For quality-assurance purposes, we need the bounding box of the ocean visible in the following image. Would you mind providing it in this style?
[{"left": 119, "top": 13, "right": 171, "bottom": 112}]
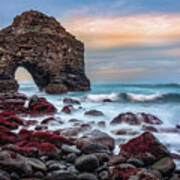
[{"left": 19, "top": 81, "right": 180, "bottom": 166}]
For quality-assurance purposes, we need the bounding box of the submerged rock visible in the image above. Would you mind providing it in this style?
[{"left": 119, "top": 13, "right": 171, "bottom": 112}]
[
  {"left": 0, "top": 10, "right": 90, "bottom": 94},
  {"left": 84, "top": 110, "right": 104, "bottom": 116},
  {"left": 111, "top": 112, "right": 163, "bottom": 125}
]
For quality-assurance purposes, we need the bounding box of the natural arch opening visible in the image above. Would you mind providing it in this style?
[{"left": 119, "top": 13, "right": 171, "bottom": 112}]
[
  {"left": 15, "top": 67, "right": 39, "bottom": 92},
  {"left": 15, "top": 67, "right": 33, "bottom": 82}
]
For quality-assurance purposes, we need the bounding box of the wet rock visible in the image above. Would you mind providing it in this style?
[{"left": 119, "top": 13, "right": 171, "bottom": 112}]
[
  {"left": 111, "top": 112, "right": 162, "bottom": 125},
  {"left": 61, "top": 105, "right": 74, "bottom": 114},
  {"left": 60, "top": 127, "right": 80, "bottom": 137},
  {"left": 151, "top": 156, "right": 176, "bottom": 175},
  {"left": 61, "top": 144, "right": 81, "bottom": 155},
  {"left": 48, "top": 162, "right": 67, "bottom": 171},
  {"left": 28, "top": 97, "right": 57, "bottom": 116},
  {"left": 170, "top": 173, "right": 180, "bottom": 180},
  {"left": 66, "top": 153, "right": 77, "bottom": 163},
  {"left": 26, "top": 120, "right": 38, "bottom": 126},
  {"left": 127, "top": 158, "right": 144, "bottom": 167},
  {"left": 111, "top": 112, "right": 140, "bottom": 125},
  {"left": 0, "top": 170, "right": 11, "bottom": 180},
  {"left": 78, "top": 129, "right": 115, "bottom": 150},
  {"left": 0, "top": 151, "right": 32, "bottom": 175},
  {"left": 35, "top": 125, "right": 48, "bottom": 131},
  {"left": 10, "top": 172, "right": 20, "bottom": 180},
  {"left": 111, "top": 129, "right": 138, "bottom": 136},
  {"left": 159, "top": 127, "right": 180, "bottom": 134},
  {"left": 63, "top": 98, "right": 80, "bottom": 105},
  {"left": 142, "top": 125, "right": 158, "bottom": 132},
  {"left": 78, "top": 173, "right": 98, "bottom": 180},
  {"left": 45, "top": 171, "right": 79, "bottom": 180},
  {"left": 81, "top": 143, "right": 110, "bottom": 154},
  {"left": 38, "top": 142, "right": 60, "bottom": 157},
  {"left": 34, "top": 171, "right": 44, "bottom": 178},
  {"left": 75, "top": 154, "right": 99, "bottom": 172},
  {"left": 94, "top": 153, "right": 110, "bottom": 165},
  {"left": 110, "top": 164, "right": 160, "bottom": 180},
  {"left": 98, "top": 170, "right": 109, "bottom": 180},
  {"left": 137, "top": 112, "right": 163, "bottom": 125},
  {"left": 108, "top": 155, "right": 126, "bottom": 166},
  {"left": 41, "top": 117, "right": 56, "bottom": 125},
  {"left": 0, "top": 10, "right": 90, "bottom": 94},
  {"left": 119, "top": 132, "right": 170, "bottom": 165},
  {"left": 0, "top": 93, "right": 26, "bottom": 113},
  {"left": 26, "top": 158, "right": 47, "bottom": 172},
  {"left": 84, "top": 110, "right": 104, "bottom": 116}
]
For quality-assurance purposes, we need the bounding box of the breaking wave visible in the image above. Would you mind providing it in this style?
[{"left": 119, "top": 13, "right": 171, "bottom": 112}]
[{"left": 86, "top": 92, "right": 180, "bottom": 103}]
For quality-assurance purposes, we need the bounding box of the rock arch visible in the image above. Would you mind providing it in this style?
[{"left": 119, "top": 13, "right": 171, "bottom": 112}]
[{"left": 0, "top": 10, "right": 90, "bottom": 94}]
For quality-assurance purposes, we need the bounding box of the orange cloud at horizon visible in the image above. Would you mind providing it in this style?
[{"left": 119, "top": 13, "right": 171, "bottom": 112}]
[{"left": 62, "top": 14, "right": 180, "bottom": 49}]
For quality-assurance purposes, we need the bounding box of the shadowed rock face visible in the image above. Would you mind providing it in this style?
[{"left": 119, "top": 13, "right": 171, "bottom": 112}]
[{"left": 0, "top": 10, "right": 90, "bottom": 94}]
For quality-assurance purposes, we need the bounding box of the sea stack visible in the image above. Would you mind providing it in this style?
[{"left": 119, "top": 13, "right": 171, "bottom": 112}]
[{"left": 0, "top": 10, "right": 90, "bottom": 94}]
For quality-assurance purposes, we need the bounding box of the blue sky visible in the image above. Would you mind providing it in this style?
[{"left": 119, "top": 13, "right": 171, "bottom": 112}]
[{"left": 1, "top": 0, "right": 180, "bottom": 83}]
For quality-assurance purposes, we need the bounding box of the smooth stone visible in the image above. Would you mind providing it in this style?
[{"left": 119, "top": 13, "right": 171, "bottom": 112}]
[
  {"left": 94, "top": 153, "right": 110, "bottom": 165},
  {"left": 84, "top": 110, "right": 104, "bottom": 116},
  {"left": 45, "top": 171, "right": 79, "bottom": 180},
  {"left": 78, "top": 129, "right": 115, "bottom": 150},
  {"left": 170, "top": 173, "right": 180, "bottom": 180},
  {"left": 127, "top": 158, "right": 144, "bottom": 167},
  {"left": 48, "top": 163, "right": 67, "bottom": 171},
  {"left": 26, "top": 158, "right": 47, "bottom": 172},
  {"left": 0, "top": 170, "right": 11, "bottom": 180},
  {"left": 78, "top": 173, "right": 98, "bottom": 180},
  {"left": 10, "top": 172, "right": 20, "bottom": 180},
  {"left": 75, "top": 154, "right": 99, "bottom": 172},
  {"left": 61, "top": 144, "right": 81, "bottom": 155},
  {"left": 98, "top": 170, "right": 109, "bottom": 180},
  {"left": 82, "top": 143, "right": 110, "bottom": 154},
  {"left": 151, "top": 156, "right": 176, "bottom": 175},
  {"left": 66, "top": 153, "right": 77, "bottom": 163},
  {"left": 0, "top": 151, "right": 32, "bottom": 175},
  {"left": 34, "top": 171, "right": 44, "bottom": 178}
]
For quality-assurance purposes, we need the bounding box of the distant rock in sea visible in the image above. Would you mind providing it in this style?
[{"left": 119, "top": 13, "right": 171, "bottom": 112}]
[{"left": 0, "top": 10, "right": 90, "bottom": 94}]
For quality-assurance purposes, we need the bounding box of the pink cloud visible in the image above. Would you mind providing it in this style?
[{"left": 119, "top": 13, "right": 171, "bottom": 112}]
[{"left": 62, "top": 14, "right": 180, "bottom": 49}]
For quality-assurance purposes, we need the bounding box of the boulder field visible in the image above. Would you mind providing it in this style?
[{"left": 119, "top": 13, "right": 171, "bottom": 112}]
[{"left": 0, "top": 92, "right": 178, "bottom": 180}]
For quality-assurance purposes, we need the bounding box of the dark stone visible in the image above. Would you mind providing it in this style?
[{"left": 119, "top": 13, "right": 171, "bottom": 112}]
[
  {"left": 81, "top": 143, "right": 110, "bottom": 154},
  {"left": 111, "top": 112, "right": 162, "bottom": 125},
  {"left": 0, "top": 170, "right": 11, "bottom": 180},
  {"left": 63, "top": 98, "right": 80, "bottom": 105},
  {"left": 84, "top": 110, "right": 104, "bottom": 116},
  {"left": 77, "top": 129, "right": 115, "bottom": 151},
  {"left": 66, "top": 153, "right": 77, "bottom": 163},
  {"left": 0, "top": 10, "right": 90, "bottom": 94},
  {"left": 45, "top": 171, "right": 79, "bottom": 180},
  {"left": 0, "top": 151, "right": 32, "bottom": 175},
  {"left": 61, "top": 144, "right": 81, "bottom": 155},
  {"left": 78, "top": 173, "right": 98, "bottom": 180},
  {"left": 151, "top": 157, "right": 176, "bottom": 176},
  {"left": 98, "top": 170, "right": 109, "bottom": 180},
  {"left": 75, "top": 154, "right": 99, "bottom": 172}
]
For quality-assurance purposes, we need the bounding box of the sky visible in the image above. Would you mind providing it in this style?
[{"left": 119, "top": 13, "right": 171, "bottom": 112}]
[{"left": 1, "top": 0, "right": 180, "bottom": 83}]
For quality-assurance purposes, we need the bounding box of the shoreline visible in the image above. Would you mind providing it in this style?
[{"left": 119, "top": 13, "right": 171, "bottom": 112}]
[{"left": 0, "top": 92, "right": 179, "bottom": 180}]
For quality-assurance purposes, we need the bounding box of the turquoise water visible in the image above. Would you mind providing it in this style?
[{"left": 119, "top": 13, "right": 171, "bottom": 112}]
[{"left": 19, "top": 82, "right": 180, "bottom": 125}]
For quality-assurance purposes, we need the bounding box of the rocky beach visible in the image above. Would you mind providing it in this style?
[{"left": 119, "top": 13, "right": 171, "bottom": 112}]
[
  {"left": 0, "top": 91, "right": 179, "bottom": 180},
  {"left": 0, "top": 10, "right": 179, "bottom": 180}
]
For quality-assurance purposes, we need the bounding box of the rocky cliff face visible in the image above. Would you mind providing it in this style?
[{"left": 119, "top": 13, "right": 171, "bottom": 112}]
[{"left": 0, "top": 10, "right": 90, "bottom": 94}]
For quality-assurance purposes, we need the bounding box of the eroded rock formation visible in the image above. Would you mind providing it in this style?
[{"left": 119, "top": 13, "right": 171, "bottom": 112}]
[{"left": 0, "top": 10, "right": 90, "bottom": 93}]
